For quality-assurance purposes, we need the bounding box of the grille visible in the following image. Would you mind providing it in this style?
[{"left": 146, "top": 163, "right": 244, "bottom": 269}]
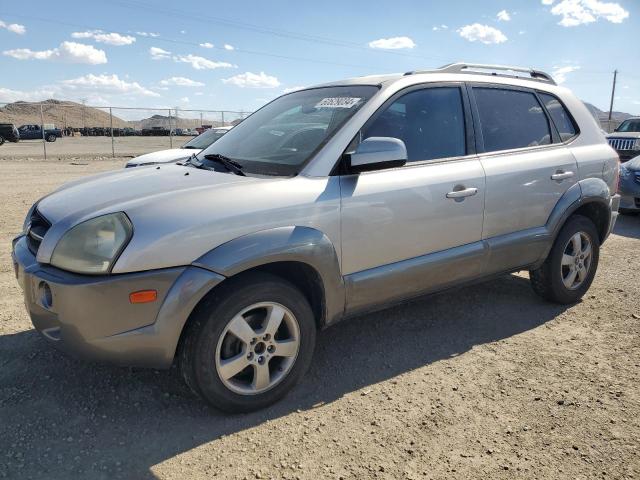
[
  {"left": 635, "top": 172, "right": 640, "bottom": 185},
  {"left": 26, "top": 209, "right": 51, "bottom": 255},
  {"left": 608, "top": 137, "right": 636, "bottom": 151}
]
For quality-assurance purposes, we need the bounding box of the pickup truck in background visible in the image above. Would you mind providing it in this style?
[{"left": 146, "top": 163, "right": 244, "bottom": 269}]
[{"left": 17, "top": 124, "right": 62, "bottom": 142}]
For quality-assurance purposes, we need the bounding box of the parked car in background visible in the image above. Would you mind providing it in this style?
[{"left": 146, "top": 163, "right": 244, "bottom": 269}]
[
  {"left": 125, "top": 126, "right": 233, "bottom": 167},
  {"left": 618, "top": 155, "right": 640, "bottom": 214},
  {"left": 606, "top": 117, "right": 640, "bottom": 162},
  {"left": 12, "top": 63, "right": 620, "bottom": 412},
  {"left": 0, "top": 123, "right": 19, "bottom": 145},
  {"left": 18, "top": 124, "right": 62, "bottom": 142}
]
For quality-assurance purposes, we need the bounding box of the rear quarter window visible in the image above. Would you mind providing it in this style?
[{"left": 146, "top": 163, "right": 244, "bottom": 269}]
[{"left": 538, "top": 92, "right": 578, "bottom": 141}]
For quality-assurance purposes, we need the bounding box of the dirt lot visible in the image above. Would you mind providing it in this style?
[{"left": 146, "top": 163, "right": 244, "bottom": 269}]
[
  {"left": 0, "top": 159, "right": 639, "bottom": 480},
  {"left": 0, "top": 136, "right": 192, "bottom": 159}
]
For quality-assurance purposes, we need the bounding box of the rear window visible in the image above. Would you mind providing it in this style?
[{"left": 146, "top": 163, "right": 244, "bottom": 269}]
[
  {"left": 538, "top": 93, "right": 578, "bottom": 141},
  {"left": 474, "top": 88, "right": 551, "bottom": 152}
]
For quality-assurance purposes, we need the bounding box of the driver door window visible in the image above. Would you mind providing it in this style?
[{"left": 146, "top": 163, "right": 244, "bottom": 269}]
[{"left": 363, "top": 87, "right": 467, "bottom": 162}]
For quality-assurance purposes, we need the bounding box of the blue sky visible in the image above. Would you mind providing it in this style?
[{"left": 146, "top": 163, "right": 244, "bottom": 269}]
[{"left": 0, "top": 0, "right": 638, "bottom": 118}]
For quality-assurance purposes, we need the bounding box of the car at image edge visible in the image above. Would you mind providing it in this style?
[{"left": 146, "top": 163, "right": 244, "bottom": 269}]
[
  {"left": 12, "top": 63, "right": 620, "bottom": 412},
  {"left": 125, "top": 126, "right": 233, "bottom": 167},
  {"left": 0, "top": 123, "right": 20, "bottom": 145},
  {"left": 606, "top": 117, "right": 640, "bottom": 163}
]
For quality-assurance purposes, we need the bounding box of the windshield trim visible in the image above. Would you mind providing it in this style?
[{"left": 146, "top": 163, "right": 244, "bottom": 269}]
[{"left": 196, "top": 85, "right": 381, "bottom": 177}]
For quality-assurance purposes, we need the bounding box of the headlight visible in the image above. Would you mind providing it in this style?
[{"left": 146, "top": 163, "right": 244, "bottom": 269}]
[
  {"left": 50, "top": 212, "right": 133, "bottom": 274},
  {"left": 22, "top": 203, "right": 37, "bottom": 234},
  {"left": 634, "top": 139, "right": 640, "bottom": 151}
]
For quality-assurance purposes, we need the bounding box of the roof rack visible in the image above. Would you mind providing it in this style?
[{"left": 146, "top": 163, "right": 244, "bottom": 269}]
[{"left": 405, "top": 62, "right": 557, "bottom": 85}]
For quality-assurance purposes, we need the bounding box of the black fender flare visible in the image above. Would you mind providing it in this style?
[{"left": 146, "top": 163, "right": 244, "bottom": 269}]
[
  {"left": 193, "top": 226, "right": 345, "bottom": 327},
  {"left": 537, "top": 178, "right": 612, "bottom": 265}
]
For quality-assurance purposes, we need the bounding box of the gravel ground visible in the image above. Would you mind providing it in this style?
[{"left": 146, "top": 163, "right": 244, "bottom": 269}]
[
  {"left": 0, "top": 136, "right": 192, "bottom": 159},
  {"left": 0, "top": 159, "right": 639, "bottom": 480}
]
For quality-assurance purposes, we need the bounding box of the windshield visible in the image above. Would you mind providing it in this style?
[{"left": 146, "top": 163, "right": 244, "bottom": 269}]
[
  {"left": 617, "top": 120, "right": 640, "bottom": 133},
  {"left": 198, "top": 86, "right": 378, "bottom": 175},
  {"left": 183, "top": 128, "right": 229, "bottom": 149}
]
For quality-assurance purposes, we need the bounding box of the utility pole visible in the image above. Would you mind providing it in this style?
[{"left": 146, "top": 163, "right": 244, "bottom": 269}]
[
  {"left": 80, "top": 98, "right": 87, "bottom": 132},
  {"left": 607, "top": 70, "right": 618, "bottom": 131}
]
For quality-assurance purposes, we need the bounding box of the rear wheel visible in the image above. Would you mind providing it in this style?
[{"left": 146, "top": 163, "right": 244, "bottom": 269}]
[
  {"left": 0, "top": 135, "right": 4, "bottom": 145},
  {"left": 46, "top": 134, "right": 57, "bottom": 142},
  {"left": 179, "top": 272, "right": 316, "bottom": 412},
  {"left": 530, "top": 215, "right": 600, "bottom": 304}
]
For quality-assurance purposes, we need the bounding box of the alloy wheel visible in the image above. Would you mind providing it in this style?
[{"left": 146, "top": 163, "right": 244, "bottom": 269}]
[
  {"left": 561, "top": 231, "right": 593, "bottom": 290},
  {"left": 214, "top": 302, "right": 300, "bottom": 395}
]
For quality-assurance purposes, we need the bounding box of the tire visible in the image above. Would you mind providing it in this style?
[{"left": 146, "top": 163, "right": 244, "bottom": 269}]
[
  {"left": 0, "top": 135, "right": 4, "bottom": 146},
  {"left": 530, "top": 214, "right": 600, "bottom": 304},
  {"left": 46, "top": 134, "right": 57, "bottom": 142},
  {"left": 179, "top": 272, "right": 316, "bottom": 412}
]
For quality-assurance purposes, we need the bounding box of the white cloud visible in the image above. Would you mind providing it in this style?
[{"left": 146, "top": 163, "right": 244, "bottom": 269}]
[
  {"left": 199, "top": 42, "right": 213, "bottom": 48},
  {"left": 0, "top": 86, "right": 57, "bottom": 102},
  {"left": 497, "top": 10, "right": 511, "bottom": 21},
  {"left": 159, "top": 76, "right": 205, "bottom": 87},
  {"left": 543, "top": 0, "right": 629, "bottom": 26},
  {"left": 179, "top": 96, "right": 190, "bottom": 103},
  {"left": 174, "top": 53, "right": 235, "bottom": 70},
  {"left": 457, "top": 24, "right": 507, "bottom": 44},
  {"left": 224, "top": 44, "right": 235, "bottom": 51},
  {"left": 283, "top": 85, "right": 306, "bottom": 93},
  {"left": 223, "top": 71, "right": 280, "bottom": 88},
  {"left": 61, "top": 73, "right": 160, "bottom": 97},
  {"left": 72, "top": 30, "right": 136, "bottom": 45},
  {"left": 136, "top": 31, "right": 159, "bottom": 37},
  {"left": 551, "top": 65, "right": 580, "bottom": 84},
  {"left": 368, "top": 36, "right": 416, "bottom": 50},
  {"left": 150, "top": 46, "right": 171, "bottom": 60},
  {"left": 3, "top": 41, "right": 107, "bottom": 64},
  {"left": 433, "top": 24, "right": 449, "bottom": 31},
  {"left": 0, "top": 19, "right": 26, "bottom": 34}
]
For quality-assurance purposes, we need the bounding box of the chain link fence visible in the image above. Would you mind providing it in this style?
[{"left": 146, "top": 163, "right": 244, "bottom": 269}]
[{"left": 0, "top": 101, "right": 252, "bottom": 159}]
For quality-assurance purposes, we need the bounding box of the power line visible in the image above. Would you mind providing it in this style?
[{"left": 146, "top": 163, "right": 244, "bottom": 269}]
[
  {"left": 1, "top": 13, "right": 418, "bottom": 71},
  {"left": 105, "top": 0, "right": 445, "bottom": 62}
]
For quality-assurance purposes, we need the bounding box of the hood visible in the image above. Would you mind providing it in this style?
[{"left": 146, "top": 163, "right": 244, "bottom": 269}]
[
  {"left": 126, "top": 148, "right": 199, "bottom": 166},
  {"left": 607, "top": 132, "right": 640, "bottom": 139},
  {"left": 33, "top": 165, "right": 335, "bottom": 275},
  {"left": 621, "top": 155, "right": 640, "bottom": 171}
]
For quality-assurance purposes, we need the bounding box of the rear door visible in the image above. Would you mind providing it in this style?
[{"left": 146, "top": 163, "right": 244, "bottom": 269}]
[{"left": 469, "top": 84, "right": 579, "bottom": 271}]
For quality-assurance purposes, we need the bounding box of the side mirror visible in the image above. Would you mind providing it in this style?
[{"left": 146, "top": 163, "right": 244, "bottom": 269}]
[{"left": 347, "top": 137, "right": 407, "bottom": 173}]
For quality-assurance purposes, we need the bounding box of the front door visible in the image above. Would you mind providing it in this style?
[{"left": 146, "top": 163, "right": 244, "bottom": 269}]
[{"left": 339, "top": 85, "right": 486, "bottom": 312}]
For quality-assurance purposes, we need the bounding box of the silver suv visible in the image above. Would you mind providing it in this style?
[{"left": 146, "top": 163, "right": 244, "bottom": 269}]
[{"left": 12, "top": 63, "right": 620, "bottom": 412}]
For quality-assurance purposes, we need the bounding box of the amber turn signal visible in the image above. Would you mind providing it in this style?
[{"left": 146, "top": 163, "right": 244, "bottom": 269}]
[{"left": 129, "top": 290, "right": 157, "bottom": 304}]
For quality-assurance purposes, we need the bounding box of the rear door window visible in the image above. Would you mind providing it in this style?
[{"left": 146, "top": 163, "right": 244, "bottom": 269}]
[
  {"left": 538, "top": 93, "right": 578, "bottom": 141},
  {"left": 473, "top": 87, "right": 551, "bottom": 152}
]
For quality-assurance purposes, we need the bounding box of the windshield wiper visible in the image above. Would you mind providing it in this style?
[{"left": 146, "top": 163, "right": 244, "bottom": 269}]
[
  {"left": 182, "top": 145, "right": 200, "bottom": 149},
  {"left": 204, "top": 153, "right": 245, "bottom": 176}
]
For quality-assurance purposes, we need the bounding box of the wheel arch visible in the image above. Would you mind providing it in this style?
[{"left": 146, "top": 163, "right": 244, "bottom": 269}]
[
  {"left": 192, "top": 226, "right": 345, "bottom": 330},
  {"left": 545, "top": 178, "right": 612, "bottom": 251}
]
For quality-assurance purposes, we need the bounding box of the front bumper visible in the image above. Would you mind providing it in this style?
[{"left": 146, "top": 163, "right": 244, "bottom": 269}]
[
  {"left": 615, "top": 150, "right": 639, "bottom": 163},
  {"left": 12, "top": 235, "right": 224, "bottom": 368}
]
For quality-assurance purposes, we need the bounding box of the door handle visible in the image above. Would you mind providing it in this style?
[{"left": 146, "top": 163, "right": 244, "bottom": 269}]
[
  {"left": 446, "top": 187, "right": 478, "bottom": 199},
  {"left": 551, "top": 171, "right": 574, "bottom": 181}
]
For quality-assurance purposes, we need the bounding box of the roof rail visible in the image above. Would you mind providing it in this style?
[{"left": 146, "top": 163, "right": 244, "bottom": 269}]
[{"left": 407, "top": 63, "right": 557, "bottom": 85}]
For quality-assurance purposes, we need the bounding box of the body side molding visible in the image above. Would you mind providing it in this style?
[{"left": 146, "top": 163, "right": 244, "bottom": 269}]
[{"left": 193, "top": 226, "right": 345, "bottom": 327}]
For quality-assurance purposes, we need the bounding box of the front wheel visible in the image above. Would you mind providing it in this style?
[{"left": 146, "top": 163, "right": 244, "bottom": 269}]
[
  {"left": 0, "top": 135, "right": 4, "bottom": 145},
  {"left": 530, "top": 215, "right": 600, "bottom": 304},
  {"left": 179, "top": 272, "right": 316, "bottom": 412}
]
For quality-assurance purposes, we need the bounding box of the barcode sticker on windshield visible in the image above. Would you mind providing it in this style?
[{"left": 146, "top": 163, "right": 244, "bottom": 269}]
[{"left": 315, "top": 97, "right": 362, "bottom": 109}]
